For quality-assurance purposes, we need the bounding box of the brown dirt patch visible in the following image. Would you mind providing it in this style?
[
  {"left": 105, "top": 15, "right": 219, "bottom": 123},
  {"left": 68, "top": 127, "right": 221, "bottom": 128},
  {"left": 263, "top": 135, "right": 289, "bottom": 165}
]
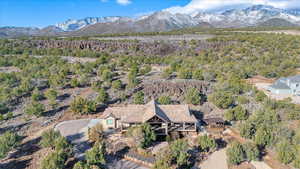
[
  {"left": 245, "top": 75, "right": 275, "bottom": 85},
  {"left": 230, "top": 162, "right": 255, "bottom": 169}
]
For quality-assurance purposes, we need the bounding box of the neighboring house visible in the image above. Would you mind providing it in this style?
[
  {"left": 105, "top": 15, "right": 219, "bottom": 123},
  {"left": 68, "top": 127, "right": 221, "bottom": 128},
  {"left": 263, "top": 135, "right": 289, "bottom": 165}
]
[
  {"left": 100, "top": 100, "right": 198, "bottom": 135},
  {"left": 268, "top": 75, "right": 300, "bottom": 95}
]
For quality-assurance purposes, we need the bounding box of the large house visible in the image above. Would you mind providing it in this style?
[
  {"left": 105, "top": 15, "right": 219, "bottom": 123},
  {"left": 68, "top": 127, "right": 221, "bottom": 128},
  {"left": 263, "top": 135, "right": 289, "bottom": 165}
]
[
  {"left": 267, "top": 75, "right": 300, "bottom": 95},
  {"left": 100, "top": 100, "right": 198, "bottom": 135}
]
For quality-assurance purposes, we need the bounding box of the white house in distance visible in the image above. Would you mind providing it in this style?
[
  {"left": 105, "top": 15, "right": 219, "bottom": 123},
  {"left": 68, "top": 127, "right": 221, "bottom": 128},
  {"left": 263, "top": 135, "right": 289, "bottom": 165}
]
[{"left": 267, "top": 75, "right": 300, "bottom": 95}]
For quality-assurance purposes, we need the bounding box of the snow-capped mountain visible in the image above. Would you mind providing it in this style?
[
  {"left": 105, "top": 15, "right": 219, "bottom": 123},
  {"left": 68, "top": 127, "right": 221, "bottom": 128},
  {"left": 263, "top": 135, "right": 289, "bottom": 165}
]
[
  {"left": 193, "top": 5, "right": 300, "bottom": 27},
  {"left": 52, "top": 5, "right": 300, "bottom": 31},
  {"left": 62, "top": 5, "right": 300, "bottom": 31},
  {"left": 55, "top": 16, "right": 132, "bottom": 31},
  {"left": 1, "top": 5, "right": 300, "bottom": 38}
]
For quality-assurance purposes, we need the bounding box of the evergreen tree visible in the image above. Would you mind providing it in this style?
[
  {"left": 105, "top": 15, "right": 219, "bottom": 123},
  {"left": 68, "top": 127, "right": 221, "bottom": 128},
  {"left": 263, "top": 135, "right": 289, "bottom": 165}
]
[{"left": 185, "top": 88, "right": 201, "bottom": 105}]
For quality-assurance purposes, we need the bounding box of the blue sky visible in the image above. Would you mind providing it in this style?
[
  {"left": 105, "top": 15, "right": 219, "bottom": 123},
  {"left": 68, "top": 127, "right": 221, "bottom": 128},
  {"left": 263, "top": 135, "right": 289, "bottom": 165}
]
[
  {"left": 1, "top": 0, "right": 299, "bottom": 28},
  {"left": 0, "top": 0, "right": 190, "bottom": 28}
]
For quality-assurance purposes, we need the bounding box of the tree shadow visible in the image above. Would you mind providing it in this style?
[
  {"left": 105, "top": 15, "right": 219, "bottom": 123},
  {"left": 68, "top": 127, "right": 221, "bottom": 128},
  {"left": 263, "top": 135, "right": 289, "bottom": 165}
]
[
  {"left": 95, "top": 104, "right": 108, "bottom": 113},
  {"left": 42, "top": 105, "right": 69, "bottom": 117},
  {"left": 0, "top": 159, "right": 31, "bottom": 169},
  {"left": 57, "top": 93, "right": 70, "bottom": 101},
  {"left": 191, "top": 110, "right": 204, "bottom": 121},
  {"left": 0, "top": 122, "right": 30, "bottom": 135},
  {"left": 216, "top": 138, "right": 227, "bottom": 149},
  {"left": 66, "top": 133, "right": 85, "bottom": 142},
  {"left": 8, "top": 137, "right": 41, "bottom": 159}
]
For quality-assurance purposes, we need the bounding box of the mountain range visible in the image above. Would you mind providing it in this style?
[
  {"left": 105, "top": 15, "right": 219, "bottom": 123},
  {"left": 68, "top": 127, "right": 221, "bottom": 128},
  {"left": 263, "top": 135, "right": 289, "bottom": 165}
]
[{"left": 1, "top": 5, "right": 300, "bottom": 38}]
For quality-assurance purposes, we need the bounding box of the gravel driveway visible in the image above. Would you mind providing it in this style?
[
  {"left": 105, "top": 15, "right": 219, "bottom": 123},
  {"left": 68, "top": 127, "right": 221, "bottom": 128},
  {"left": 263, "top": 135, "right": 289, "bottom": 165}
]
[
  {"left": 199, "top": 149, "right": 228, "bottom": 169},
  {"left": 55, "top": 119, "right": 92, "bottom": 158},
  {"left": 251, "top": 161, "right": 272, "bottom": 169}
]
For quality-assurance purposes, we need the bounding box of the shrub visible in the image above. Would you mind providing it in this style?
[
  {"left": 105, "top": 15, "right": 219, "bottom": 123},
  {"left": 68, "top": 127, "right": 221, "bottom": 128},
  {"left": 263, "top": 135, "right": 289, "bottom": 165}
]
[
  {"left": 225, "top": 106, "right": 248, "bottom": 121},
  {"left": 226, "top": 141, "right": 245, "bottom": 165},
  {"left": 45, "top": 88, "right": 58, "bottom": 101},
  {"left": 198, "top": 135, "right": 217, "bottom": 152},
  {"left": 293, "top": 128, "right": 300, "bottom": 145},
  {"left": 54, "top": 136, "right": 73, "bottom": 156},
  {"left": 239, "top": 122, "right": 256, "bottom": 139},
  {"left": 0, "top": 131, "right": 20, "bottom": 159},
  {"left": 70, "top": 78, "right": 80, "bottom": 88},
  {"left": 97, "top": 88, "right": 108, "bottom": 104},
  {"left": 235, "top": 106, "right": 248, "bottom": 121},
  {"left": 185, "top": 88, "right": 201, "bottom": 105},
  {"left": 208, "top": 91, "right": 234, "bottom": 109},
  {"left": 0, "top": 103, "right": 9, "bottom": 114},
  {"left": 224, "top": 109, "right": 235, "bottom": 121},
  {"left": 129, "top": 64, "right": 139, "bottom": 76},
  {"left": 101, "top": 69, "right": 113, "bottom": 82},
  {"left": 91, "top": 81, "right": 102, "bottom": 91},
  {"left": 85, "top": 141, "right": 106, "bottom": 166},
  {"left": 243, "top": 142, "right": 260, "bottom": 161},
  {"left": 178, "top": 68, "right": 192, "bottom": 79},
  {"left": 5, "top": 112, "right": 14, "bottom": 120},
  {"left": 140, "top": 65, "right": 152, "bottom": 75},
  {"left": 40, "top": 130, "right": 72, "bottom": 169},
  {"left": 133, "top": 91, "right": 144, "bottom": 104},
  {"left": 157, "top": 96, "right": 171, "bottom": 105},
  {"left": 170, "top": 139, "right": 190, "bottom": 167},
  {"left": 276, "top": 139, "right": 295, "bottom": 164},
  {"left": 112, "top": 80, "right": 122, "bottom": 90},
  {"left": 255, "top": 91, "right": 267, "bottom": 102},
  {"left": 237, "top": 96, "right": 248, "bottom": 104},
  {"left": 73, "top": 161, "right": 88, "bottom": 169},
  {"left": 254, "top": 125, "right": 274, "bottom": 147},
  {"left": 25, "top": 101, "right": 45, "bottom": 117},
  {"left": 127, "top": 123, "right": 156, "bottom": 149},
  {"left": 127, "top": 72, "right": 139, "bottom": 88},
  {"left": 88, "top": 123, "right": 104, "bottom": 143},
  {"left": 293, "top": 154, "right": 300, "bottom": 169},
  {"left": 40, "top": 151, "right": 66, "bottom": 169},
  {"left": 70, "top": 97, "right": 96, "bottom": 115},
  {"left": 192, "top": 69, "right": 204, "bottom": 80},
  {"left": 141, "top": 123, "right": 156, "bottom": 148},
  {"left": 153, "top": 148, "right": 172, "bottom": 169},
  {"left": 40, "top": 129, "right": 62, "bottom": 148},
  {"left": 45, "top": 88, "right": 58, "bottom": 108},
  {"left": 31, "top": 88, "right": 44, "bottom": 101},
  {"left": 162, "top": 68, "right": 172, "bottom": 78}
]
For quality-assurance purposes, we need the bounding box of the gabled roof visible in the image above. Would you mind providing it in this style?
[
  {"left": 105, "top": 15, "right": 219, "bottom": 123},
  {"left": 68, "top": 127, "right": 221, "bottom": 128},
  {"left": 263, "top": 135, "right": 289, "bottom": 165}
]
[
  {"left": 269, "top": 81, "right": 291, "bottom": 89},
  {"left": 143, "top": 100, "right": 170, "bottom": 122},
  {"left": 287, "top": 75, "right": 300, "bottom": 83},
  {"left": 101, "top": 100, "right": 198, "bottom": 123}
]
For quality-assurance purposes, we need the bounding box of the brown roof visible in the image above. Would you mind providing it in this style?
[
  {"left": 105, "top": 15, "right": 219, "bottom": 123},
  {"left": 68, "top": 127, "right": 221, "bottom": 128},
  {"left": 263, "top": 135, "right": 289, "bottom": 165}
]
[
  {"left": 101, "top": 100, "right": 197, "bottom": 123},
  {"left": 203, "top": 117, "right": 224, "bottom": 124}
]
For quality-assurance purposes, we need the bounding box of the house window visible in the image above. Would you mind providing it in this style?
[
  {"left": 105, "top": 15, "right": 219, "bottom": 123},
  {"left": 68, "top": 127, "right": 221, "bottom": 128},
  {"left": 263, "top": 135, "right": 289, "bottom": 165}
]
[{"left": 106, "top": 119, "right": 113, "bottom": 125}]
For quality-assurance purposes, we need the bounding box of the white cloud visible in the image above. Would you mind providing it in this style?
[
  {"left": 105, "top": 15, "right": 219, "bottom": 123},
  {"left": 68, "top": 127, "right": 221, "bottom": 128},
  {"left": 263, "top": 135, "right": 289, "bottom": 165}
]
[
  {"left": 165, "top": 0, "right": 300, "bottom": 14},
  {"left": 116, "top": 0, "right": 131, "bottom": 6}
]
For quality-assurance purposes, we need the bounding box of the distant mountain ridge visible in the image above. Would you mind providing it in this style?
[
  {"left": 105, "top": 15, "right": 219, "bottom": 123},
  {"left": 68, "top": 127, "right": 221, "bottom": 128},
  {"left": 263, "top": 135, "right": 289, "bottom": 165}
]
[
  {"left": 55, "top": 16, "right": 132, "bottom": 31},
  {"left": 1, "top": 5, "right": 300, "bottom": 38}
]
